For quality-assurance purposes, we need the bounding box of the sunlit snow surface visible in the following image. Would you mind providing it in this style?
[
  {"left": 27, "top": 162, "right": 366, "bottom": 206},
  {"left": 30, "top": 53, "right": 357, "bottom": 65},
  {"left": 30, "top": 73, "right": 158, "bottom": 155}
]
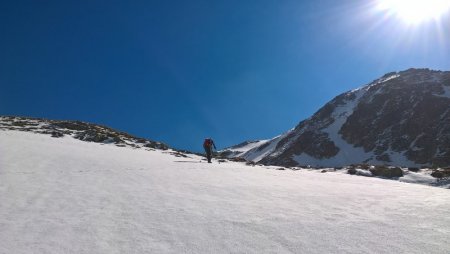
[
  {"left": 1, "top": 131, "right": 450, "bottom": 254},
  {"left": 223, "top": 139, "right": 270, "bottom": 159}
]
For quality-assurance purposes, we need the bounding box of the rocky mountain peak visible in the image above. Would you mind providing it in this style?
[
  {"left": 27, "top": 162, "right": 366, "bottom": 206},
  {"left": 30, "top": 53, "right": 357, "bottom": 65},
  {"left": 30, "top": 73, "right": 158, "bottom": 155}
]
[{"left": 233, "top": 68, "right": 450, "bottom": 168}]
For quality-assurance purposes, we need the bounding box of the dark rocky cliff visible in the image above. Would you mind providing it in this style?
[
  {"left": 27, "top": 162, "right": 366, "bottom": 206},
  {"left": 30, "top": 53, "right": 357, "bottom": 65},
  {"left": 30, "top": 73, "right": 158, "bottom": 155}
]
[{"left": 239, "top": 69, "right": 450, "bottom": 167}]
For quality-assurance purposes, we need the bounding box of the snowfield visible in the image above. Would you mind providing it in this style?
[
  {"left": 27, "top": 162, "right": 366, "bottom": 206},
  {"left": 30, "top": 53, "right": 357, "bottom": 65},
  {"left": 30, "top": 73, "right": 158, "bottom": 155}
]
[{"left": 1, "top": 130, "right": 450, "bottom": 254}]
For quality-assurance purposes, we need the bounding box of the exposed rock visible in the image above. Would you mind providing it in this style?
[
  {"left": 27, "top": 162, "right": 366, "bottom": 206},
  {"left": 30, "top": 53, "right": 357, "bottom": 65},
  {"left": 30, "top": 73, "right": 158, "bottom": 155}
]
[
  {"left": 228, "top": 69, "right": 450, "bottom": 168},
  {"left": 431, "top": 168, "right": 450, "bottom": 178},
  {"left": 229, "top": 157, "right": 247, "bottom": 162},
  {"left": 169, "top": 152, "right": 189, "bottom": 158},
  {"left": 51, "top": 131, "right": 64, "bottom": 138},
  {"left": 408, "top": 167, "right": 420, "bottom": 172},
  {"left": 0, "top": 116, "right": 170, "bottom": 151},
  {"left": 347, "top": 168, "right": 357, "bottom": 175},
  {"left": 246, "top": 161, "right": 256, "bottom": 166},
  {"left": 370, "top": 166, "right": 404, "bottom": 178}
]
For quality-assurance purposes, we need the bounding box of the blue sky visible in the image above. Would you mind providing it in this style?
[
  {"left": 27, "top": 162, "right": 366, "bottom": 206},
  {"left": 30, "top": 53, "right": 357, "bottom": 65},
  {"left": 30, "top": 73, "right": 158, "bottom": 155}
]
[{"left": 1, "top": 0, "right": 450, "bottom": 151}]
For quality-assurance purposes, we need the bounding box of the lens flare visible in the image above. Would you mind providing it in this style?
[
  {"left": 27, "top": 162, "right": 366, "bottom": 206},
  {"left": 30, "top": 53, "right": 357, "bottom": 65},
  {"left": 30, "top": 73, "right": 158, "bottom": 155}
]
[{"left": 377, "top": 0, "right": 450, "bottom": 24}]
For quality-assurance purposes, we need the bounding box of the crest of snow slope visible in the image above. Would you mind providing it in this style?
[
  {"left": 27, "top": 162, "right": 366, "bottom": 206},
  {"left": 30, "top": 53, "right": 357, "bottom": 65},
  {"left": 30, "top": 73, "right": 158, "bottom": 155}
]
[
  {"left": 220, "top": 140, "right": 269, "bottom": 158},
  {"left": 242, "top": 131, "right": 292, "bottom": 162},
  {"left": 1, "top": 130, "right": 450, "bottom": 254},
  {"left": 234, "top": 127, "right": 300, "bottom": 163}
]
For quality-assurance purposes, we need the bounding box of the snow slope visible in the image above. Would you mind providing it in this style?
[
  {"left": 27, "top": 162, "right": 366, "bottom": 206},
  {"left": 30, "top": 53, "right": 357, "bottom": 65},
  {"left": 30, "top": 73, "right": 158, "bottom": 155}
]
[
  {"left": 293, "top": 89, "right": 375, "bottom": 167},
  {"left": 220, "top": 140, "right": 269, "bottom": 158},
  {"left": 1, "top": 130, "right": 450, "bottom": 254}
]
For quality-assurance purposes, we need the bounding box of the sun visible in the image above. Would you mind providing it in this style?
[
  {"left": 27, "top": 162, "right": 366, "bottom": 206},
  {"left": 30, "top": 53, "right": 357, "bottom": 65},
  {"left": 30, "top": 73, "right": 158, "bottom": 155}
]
[{"left": 377, "top": 0, "right": 450, "bottom": 24}]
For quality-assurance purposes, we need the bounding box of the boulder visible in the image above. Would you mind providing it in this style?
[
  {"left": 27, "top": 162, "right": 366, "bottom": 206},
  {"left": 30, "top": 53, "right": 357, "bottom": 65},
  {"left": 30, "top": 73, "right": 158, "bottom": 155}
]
[
  {"left": 347, "top": 168, "right": 357, "bottom": 175},
  {"left": 51, "top": 131, "right": 64, "bottom": 138},
  {"left": 370, "top": 166, "right": 403, "bottom": 178},
  {"left": 408, "top": 167, "right": 420, "bottom": 172},
  {"left": 431, "top": 168, "right": 450, "bottom": 178}
]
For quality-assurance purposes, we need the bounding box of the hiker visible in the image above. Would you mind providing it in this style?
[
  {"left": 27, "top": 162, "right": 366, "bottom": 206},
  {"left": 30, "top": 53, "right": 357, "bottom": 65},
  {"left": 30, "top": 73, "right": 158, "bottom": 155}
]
[{"left": 203, "top": 138, "right": 217, "bottom": 163}]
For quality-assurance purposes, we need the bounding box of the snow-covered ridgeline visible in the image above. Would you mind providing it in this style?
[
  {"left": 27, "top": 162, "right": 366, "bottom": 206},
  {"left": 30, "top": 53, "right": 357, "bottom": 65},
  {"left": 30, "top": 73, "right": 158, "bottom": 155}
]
[{"left": 222, "top": 140, "right": 269, "bottom": 155}]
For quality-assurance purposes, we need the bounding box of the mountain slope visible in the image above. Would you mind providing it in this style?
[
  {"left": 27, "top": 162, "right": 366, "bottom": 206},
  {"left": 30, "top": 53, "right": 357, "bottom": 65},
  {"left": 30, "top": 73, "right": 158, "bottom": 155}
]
[
  {"left": 0, "top": 116, "right": 169, "bottom": 150},
  {"left": 236, "top": 69, "right": 450, "bottom": 168},
  {"left": 220, "top": 140, "right": 270, "bottom": 158},
  {"left": 1, "top": 130, "right": 450, "bottom": 253}
]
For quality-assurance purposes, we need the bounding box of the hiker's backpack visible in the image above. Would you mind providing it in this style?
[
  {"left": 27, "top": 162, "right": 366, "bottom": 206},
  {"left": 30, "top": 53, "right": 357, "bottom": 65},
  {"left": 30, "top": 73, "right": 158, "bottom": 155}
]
[{"left": 203, "top": 138, "right": 212, "bottom": 147}]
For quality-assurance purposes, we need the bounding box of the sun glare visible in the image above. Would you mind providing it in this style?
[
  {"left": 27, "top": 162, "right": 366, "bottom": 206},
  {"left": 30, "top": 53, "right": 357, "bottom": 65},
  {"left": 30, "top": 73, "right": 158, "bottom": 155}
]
[{"left": 377, "top": 0, "right": 450, "bottom": 24}]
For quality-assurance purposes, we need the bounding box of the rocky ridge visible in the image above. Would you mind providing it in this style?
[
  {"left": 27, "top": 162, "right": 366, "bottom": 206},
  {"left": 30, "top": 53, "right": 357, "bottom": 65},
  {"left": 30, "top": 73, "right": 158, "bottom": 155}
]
[
  {"left": 226, "top": 68, "right": 450, "bottom": 168},
  {"left": 0, "top": 116, "right": 169, "bottom": 150}
]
